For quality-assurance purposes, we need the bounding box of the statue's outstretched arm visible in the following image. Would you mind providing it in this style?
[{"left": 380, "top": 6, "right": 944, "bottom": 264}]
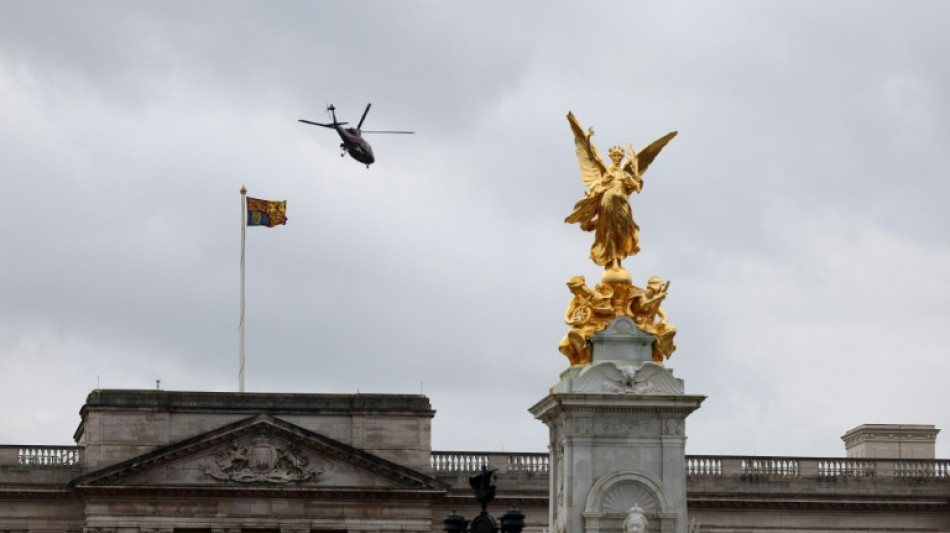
[{"left": 620, "top": 144, "right": 642, "bottom": 192}]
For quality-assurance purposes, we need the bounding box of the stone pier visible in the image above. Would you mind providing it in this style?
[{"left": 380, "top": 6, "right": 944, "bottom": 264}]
[{"left": 531, "top": 317, "right": 704, "bottom": 533}]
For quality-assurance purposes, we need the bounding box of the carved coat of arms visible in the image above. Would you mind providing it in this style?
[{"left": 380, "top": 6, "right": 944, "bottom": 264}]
[{"left": 199, "top": 435, "right": 325, "bottom": 484}]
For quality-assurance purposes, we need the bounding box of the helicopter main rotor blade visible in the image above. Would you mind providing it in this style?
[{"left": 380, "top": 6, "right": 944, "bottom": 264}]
[
  {"left": 299, "top": 119, "right": 348, "bottom": 128},
  {"left": 357, "top": 103, "right": 372, "bottom": 130},
  {"left": 361, "top": 130, "right": 415, "bottom": 134}
]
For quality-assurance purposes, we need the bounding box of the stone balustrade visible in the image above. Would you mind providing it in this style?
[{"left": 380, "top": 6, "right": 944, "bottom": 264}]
[
  {"left": 431, "top": 451, "right": 489, "bottom": 472},
  {"left": 686, "top": 455, "right": 950, "bottom": 479},
  {"left": 4, "top": 447, "right": 949, "bottom": 480},
  {"left": 506, "top": 452, "right": 549, "bottom": 473},
  {"left": 0, "top": 445, "right": 82, "bottom": 468},
  {"left": 431, "top": 452, "right": 950, "bottom": 480},
  {"left": 430, "top": 451, "right": 549, "bottom": 473}
]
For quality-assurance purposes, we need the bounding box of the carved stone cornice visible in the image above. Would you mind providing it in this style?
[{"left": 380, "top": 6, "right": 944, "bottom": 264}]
[
  {"left": 0, "top": 486, "right": 78, "bottom": 500},
  {"left": 529, "top": 393, "right": 705, "bottom": 423},
  {"left": 843, "top": 430, "right": 939, "bottom": 447},
  {"left": 841, "top": 424, "right": 939, "bottom": 446},
  {"left": 73, "top": 484, "right": 449, "bottom": 501}
]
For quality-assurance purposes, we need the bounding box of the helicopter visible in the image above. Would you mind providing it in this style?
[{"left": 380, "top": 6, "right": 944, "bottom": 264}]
[{"left": 298, "top": 103, "right": 414, "bottom": 167}]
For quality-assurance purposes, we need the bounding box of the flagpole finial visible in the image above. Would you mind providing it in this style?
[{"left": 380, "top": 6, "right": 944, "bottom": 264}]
[{"left": 240, "top": 186, "right": 247, "bottom": 195}]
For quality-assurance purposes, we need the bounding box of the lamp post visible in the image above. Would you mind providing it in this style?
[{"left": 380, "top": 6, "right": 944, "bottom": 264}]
[{"left": 443, "top": 467, "right": 525, "bottom": 533}]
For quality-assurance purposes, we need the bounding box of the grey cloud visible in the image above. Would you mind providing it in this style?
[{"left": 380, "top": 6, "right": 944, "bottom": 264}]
[{"left": 1, "top": 1, "right": 948, "bottom": 457}]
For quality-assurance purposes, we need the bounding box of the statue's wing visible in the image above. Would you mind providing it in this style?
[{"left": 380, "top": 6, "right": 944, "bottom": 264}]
[
  {"left": 636, "top": 131, "right": 678, "bottom": 175},
  {"left": 567, "top": 112, "right": 606, "bottom": 187}
]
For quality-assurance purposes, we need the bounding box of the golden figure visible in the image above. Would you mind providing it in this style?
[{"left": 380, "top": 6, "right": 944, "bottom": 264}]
[
  {"left": 629, "top": 276, "right": 677, "bottom": 363},
  {"left": 558, "top": 276, "right": 594, "bottom": 366},
  {"left": 558, "top": 276, "right": 615, "bottom": 365},
  {"left": 557, "top": 274, "right": 677, "bottom": 366},
  {"left": 557, "top": 276, "right": 676, "bottom": 366},
  {"left": 558, "top": 112, "right": 679, "bottom": 368},
  {"left": 565, "top": 112, "right": 677, "bottom": 279}
]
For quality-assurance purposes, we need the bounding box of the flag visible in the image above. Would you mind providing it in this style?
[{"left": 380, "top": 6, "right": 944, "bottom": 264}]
[{"left": 246, "top": 197, "right": 287, "bottom": 227}]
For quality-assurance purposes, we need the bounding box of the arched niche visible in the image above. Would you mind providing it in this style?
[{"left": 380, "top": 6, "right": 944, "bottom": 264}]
[{"left": 582, "top": 470, "right": 675, "bottom": 533}]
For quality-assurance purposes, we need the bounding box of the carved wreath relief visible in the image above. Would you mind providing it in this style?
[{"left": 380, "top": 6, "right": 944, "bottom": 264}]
[
  {"left": 573, "top": 417, "right": 593, "bottom": 436},
  {"left": 199, "top": 434, "right": 326, "bottom": 483},
  {"left": 664, "top": 419, "right": 683, "bottom": 436}
]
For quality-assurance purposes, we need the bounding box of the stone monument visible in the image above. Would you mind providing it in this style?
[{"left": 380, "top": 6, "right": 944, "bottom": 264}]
[{"left": 531, "top": 113, "right": 704, "bottom": 533}]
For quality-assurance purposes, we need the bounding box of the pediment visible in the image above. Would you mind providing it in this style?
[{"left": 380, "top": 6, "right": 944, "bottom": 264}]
[{"left": 73, "top": 414, "right": 445, "bottom": 491}]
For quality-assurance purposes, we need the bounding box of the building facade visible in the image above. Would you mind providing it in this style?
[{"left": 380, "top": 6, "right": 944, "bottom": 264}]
[{"left": 1, "top": 390, "right": 948, "bottom": 532}]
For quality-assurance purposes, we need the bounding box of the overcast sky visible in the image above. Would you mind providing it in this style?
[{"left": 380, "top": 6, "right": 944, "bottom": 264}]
[{"left": 1, "top": 1, "right": 948, "bottom": 459}]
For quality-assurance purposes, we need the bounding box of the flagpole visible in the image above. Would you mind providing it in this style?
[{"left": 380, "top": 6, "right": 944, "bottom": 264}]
[{"left": 239, "top": 186, "right": 246, "bottom": 393}]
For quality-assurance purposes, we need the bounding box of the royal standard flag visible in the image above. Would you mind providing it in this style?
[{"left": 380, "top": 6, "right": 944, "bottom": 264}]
[{"left": 246, "top": 197, "right": 287, "bottom": 227}]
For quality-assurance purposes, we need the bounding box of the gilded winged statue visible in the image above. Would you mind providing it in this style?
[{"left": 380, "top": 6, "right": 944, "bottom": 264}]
[{"left": 565, "top": 112, "right": 677, "bottom": 272}]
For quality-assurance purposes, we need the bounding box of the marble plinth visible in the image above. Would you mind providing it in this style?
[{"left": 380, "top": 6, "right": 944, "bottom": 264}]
[{"left": 531, "top": 317, "right": 704, "bottom": 533}]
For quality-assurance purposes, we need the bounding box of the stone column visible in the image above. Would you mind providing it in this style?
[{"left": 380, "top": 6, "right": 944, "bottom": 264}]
[{"left": 530, "top": 318, "right": 704, "bottom": 533}]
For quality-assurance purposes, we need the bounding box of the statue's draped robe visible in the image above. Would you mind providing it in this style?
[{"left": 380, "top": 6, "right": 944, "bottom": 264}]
[{"left": 565, "top": 172, "right": 640, "bottom": 266}]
